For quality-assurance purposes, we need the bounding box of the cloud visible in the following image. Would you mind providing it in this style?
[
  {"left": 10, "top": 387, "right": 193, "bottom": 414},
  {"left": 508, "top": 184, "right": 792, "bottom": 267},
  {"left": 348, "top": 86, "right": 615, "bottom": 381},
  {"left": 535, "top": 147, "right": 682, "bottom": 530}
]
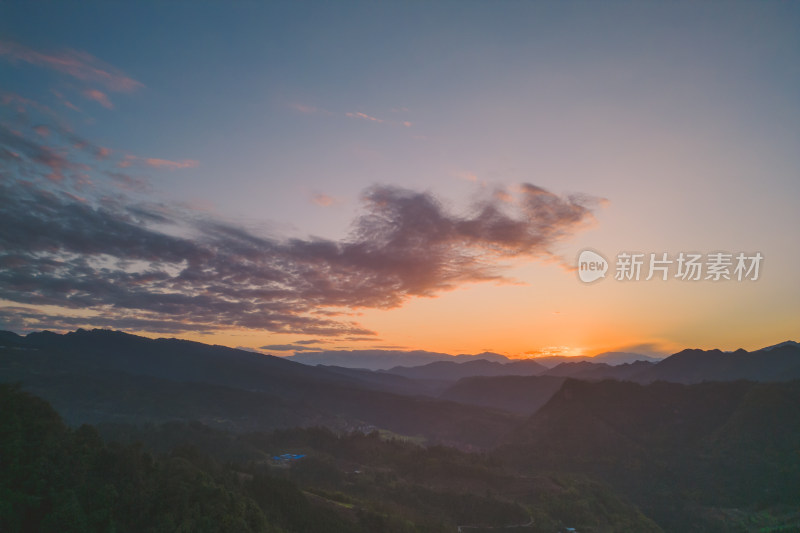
[
  {"left": 0, "top": 174, "right": 601, "bottom": 336},
  {"left": 294, "top": 339, "right": 325, "bottom": 345},
  {"left": 0, "top": 99, "right": 193, "bottom": 202},
  {"left": 143, "top": 158, "right": 199, "bottom": 170},
  {"left": 104, "top": 171, "right": 150, "bottom": 192},
  {"left": 311, "top": 193, "right": 336, "bottom": 206},
  {"left": 290, "top": 102, "right": 411, "bottom": 129},
  {"left": 114, "top": 155, "right": 198, "bottom": 170},
  {"left": 118, "top": 155, "right": 136, "bottom": 168},
  {"left": 372, "top": 344, "right": 408, "bottom": 349},
  {"left": 0, "top": 40, "right": 143, "bottom": 92},
  {"left": 83, "top": 89, "right": 113, "bottom": 109},
  {"left": 346, "top": 111, "right": 384, "bottom": 123},
  {"left": 289, "top": 103, "right": 319, "bottom": 114},
  {"left": 0, "top": 123, "right": 88, "bottom": 183},
  {"left": 235, "top": 346, "right": 266, "bottom": 353},
  {"left": 259, "top": 344, "right": 319, "bottom": 352},
  {"left": 454, "top": 171, "right": 478, "bottom": 183},
  {"left": 51, "top": 90, "right": 81, "bottom": 112}
]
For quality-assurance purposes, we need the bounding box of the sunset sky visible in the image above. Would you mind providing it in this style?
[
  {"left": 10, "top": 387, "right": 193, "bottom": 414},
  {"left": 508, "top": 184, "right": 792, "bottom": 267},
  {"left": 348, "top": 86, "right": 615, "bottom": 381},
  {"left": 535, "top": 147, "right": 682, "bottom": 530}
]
[{"left": 1, "top": 1, "right": 798, "bottom": 358}]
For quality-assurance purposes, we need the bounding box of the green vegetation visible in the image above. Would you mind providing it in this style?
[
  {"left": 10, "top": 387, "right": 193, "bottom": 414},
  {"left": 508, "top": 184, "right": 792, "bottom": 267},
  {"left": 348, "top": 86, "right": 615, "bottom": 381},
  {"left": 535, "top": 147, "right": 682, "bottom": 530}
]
[
  {"left": 502, "top": 379, "right": 800, "bottom": 532},
  {"left": 1, "top": 384, "right": 659, "bottom": 532}
]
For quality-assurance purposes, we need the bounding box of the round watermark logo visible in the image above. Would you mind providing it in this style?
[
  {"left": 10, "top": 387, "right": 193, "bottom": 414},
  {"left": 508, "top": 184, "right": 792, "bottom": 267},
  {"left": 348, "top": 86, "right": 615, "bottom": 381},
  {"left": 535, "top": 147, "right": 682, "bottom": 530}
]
[{"left": 577, "top": 249, "right": 608, "bottom": 283}]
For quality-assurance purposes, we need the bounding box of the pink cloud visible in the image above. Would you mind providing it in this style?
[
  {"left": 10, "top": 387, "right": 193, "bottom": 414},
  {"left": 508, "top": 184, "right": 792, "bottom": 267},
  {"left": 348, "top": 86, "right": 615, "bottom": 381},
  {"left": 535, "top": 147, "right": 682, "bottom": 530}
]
[
  {"left": 289, "top": 103, "right": 318, "bottom": 114},
  {"left": 454, "top": 171, "right": 478, "bottom": 183},
  {"left": 51, "top": 90, "right": 81, "bottom": 112},
  {"left": 117, "top": 155, "right": 136, "bottom": 168},
  {"left": 0, "top": 40, "right": 143, "bottom": 92},
  {"left": 312, "top": 193, "right": 336, "bottom": 207},
  {"left": 34, "top": 145, "right": 89, "bottom": 183},
  {"left": 346, "top": 111, "right": 384, "bottom": 123},
  {"left": 83, "top": 89, "right": 113, "bottom": 109},
  {"left": 1, "top": 92, "right": 42, "bottom": 114},
  {"left": 144, "top": 158, "right": 199, "bottom": 170},
  {"left": 117, "top": 155, "right": 199, "bottom": 170}
]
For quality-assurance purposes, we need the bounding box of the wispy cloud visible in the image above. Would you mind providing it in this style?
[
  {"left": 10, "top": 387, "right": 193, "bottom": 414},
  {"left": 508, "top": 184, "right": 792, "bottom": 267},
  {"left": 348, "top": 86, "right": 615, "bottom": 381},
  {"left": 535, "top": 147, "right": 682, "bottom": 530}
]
[
  {"left": 143, "top": 158, "right": 199, "bottom": 170},
  {"left": 453, "top": 171, "right": 478, "bottom": 183},
  {"left": 83, "top": 89, "right": 114, "bottom": 109},
  {"left": 0, "top": 39, "right": 143, "bottom": 92},
  {"left": 104, "top": 170, "right": 150, "bottom": 192},
  {"left": 288, "top": 103, "right": 320, "bottom": 114},
  {"left": 0, "top": 95, "right": 193, "bottom": 193},
  {"left": 290, "top": 102, "right": 412, "bottom": 128},
  {"left": 0, "top": 123, "right": 88, "bottom": 183},
  {"left": 118, "top": 155, "right": 136, "bottom": 168},
  {"left": 115, "top": 155, "right": 198, "bottom": 170},
  {"left": 311, "top": 193, "right": 337, "bottom": 207},
  {"left": 346, "top": 111, "right": 384, "bottom": 123},
  {"left": 33, "top": 125, "right": 50, "bottom": 137},
  {"left": 51, "top": 90, "right": 81, "bottom": 112}
]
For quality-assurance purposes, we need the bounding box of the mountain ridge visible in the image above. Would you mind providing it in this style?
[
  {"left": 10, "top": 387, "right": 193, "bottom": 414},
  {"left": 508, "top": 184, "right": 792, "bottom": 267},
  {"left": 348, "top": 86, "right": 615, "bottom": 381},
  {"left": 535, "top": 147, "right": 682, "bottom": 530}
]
[{"left": 0, "top": 328, "right": 521, "bottom": 448}]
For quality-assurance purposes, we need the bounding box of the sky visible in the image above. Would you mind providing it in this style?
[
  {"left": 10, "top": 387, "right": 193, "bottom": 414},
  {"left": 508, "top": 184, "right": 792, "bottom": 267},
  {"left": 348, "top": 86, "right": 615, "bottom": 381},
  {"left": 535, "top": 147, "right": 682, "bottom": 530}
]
[{"left": 1, "top": 1, "right": 798, "bottom": 358}]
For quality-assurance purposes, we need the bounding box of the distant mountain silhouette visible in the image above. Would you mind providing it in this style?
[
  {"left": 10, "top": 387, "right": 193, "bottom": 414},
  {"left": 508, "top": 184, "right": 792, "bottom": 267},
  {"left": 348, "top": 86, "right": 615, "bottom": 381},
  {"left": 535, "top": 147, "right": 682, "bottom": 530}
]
[
  {"left": 526, "top": 352, "right": 658, "bottom": 369},
  {"left": 592, "top": 351, "right": 663, "bottom": 364},
  {"left": 632, "top": 345, "right": 800, "bottom": 384},
  {"left": 382, "top": 358, "right": 547, "bottom": 381},
  {"left": 760, "top": 340, "right": 800, "bottom": 351},
  {"left": 295, "top": 343, "right": 800, "bottom": 385},
  {"left": 544, "top": 360, "right": 654, "bottom": 380},
  {"left": 286, "top": 349, "right": 510, "bottom": 370},
  {"left": 288, "top": 349, "right": 658, "bottom": 370}
]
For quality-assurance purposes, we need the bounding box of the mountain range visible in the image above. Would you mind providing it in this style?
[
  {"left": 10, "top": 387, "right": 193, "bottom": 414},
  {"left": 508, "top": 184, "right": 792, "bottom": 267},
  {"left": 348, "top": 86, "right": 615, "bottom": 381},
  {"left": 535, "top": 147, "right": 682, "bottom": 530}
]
[
  {"left": 369, "top": 344, "right": 800, "bottom": 384},
  {"left": 2, "top": 329, "right": 799, "bottom": 443},
  {"left": 2, "top": 328, "right": 800, "bottom": 531},
  {"left": 0, "top": 329, "right": 519, "bottom": 448},
  {"left": 285, "top": 349, "right": 511, "bottom": 370},
  {"left": 286, "top": 348, "right": 660, "bottom": 370}
]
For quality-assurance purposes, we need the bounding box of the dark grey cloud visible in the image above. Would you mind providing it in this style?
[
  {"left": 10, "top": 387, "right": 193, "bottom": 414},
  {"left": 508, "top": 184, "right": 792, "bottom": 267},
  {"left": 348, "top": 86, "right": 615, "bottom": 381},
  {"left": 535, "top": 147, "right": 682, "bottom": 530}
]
[
  {"left": 104, "top": 170, "right": 150, "bottom": 192},
  {"left": 0, "top": 178, "right": 600, "bottom": 336}
]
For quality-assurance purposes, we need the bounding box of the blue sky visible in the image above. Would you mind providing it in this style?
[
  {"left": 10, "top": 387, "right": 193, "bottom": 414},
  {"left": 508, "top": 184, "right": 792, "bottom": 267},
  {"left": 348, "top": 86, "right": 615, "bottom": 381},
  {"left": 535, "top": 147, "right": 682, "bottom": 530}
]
[{"left": 1, "top": 1, "right": 798, "bottom": 356}]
